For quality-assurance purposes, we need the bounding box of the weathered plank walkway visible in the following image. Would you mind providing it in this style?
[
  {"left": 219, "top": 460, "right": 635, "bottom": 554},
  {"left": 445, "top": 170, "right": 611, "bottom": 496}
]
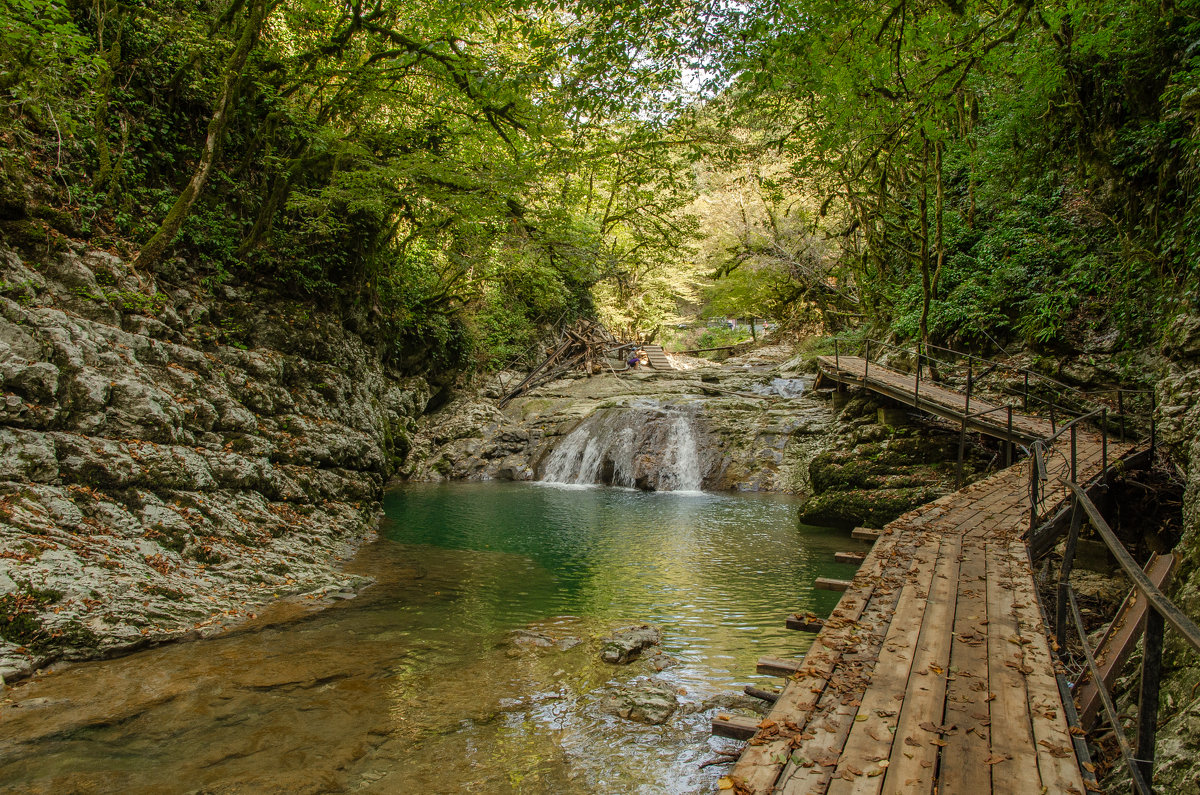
[
  {"left": 815, "top": 356, "right": 1047, "bottom": 444},
  {"left": 643, "top": 344, "right": 674, "bottom": 370},
  {"left": 727, "top": 357, "right": 1132, "bottom": 794}
]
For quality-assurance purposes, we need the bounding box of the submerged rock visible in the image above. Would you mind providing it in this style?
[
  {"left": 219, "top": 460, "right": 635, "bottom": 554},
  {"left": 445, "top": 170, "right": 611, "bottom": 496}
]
[
  {"left": 600, "top": 624, "right": 661, "bottom": 664},
  {"left": 599, "top": 681, "right": 678, "bottom": 725},
  {"left": 509, "top": 629, "right": 582, "bottom": 652}
]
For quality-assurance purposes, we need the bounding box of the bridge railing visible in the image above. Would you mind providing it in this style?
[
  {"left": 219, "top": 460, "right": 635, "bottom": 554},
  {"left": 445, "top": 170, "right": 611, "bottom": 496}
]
[
  {"left": 830, "top": 336, "right": 1156, "bottom": 449},
  {"left": 1052, "top": 480, "right": 1200, "bottom": 794}
]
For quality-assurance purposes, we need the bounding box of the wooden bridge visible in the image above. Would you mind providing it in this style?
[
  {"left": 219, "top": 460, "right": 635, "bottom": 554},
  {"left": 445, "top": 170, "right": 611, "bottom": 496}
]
[{"left": 719, "top": 354, "right": 1139, "bottom": 794}]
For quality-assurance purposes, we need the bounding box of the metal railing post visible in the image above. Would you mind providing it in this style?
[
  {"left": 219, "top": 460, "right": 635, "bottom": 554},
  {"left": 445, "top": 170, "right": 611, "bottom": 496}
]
[
  {"left": 1102, "top": 408, "right": 1108, "bottom": 478},
  {"left": 1005, "top": 406, "right": 1013, "bottom": 468},
  {"left": 914, "top": 343, "right": 921, "bottom": 407},
  {"left": 1056, "top": 498, "right": 1083, "bottom": 651},
  {"left": 1050, "top": 403, "right": 1057, "bottom": 434},
  {"left": 1151, "top": 392, "right": 1157, "bottom": 453},
  {"left": 957, "top": 417, "right": 967, "bottom": 488},
  {"left": 1029, "top": 449, "right": 1039, "bottom": 532},
  {"left": 965, "top": 360, "right": 973, "bottom": 415},
  {"left": 1136, "top": 607, "right": 1165, "bottom": 786},
  {"left": 1023, "top": 371, "right": 1029, "bottom": 411},
  {"left": 834, "top": 338, "right": 840, "bottom": 371},
  {"left": 1117, "top": 389, "right": 1126, "bottom": 443},
  {"left": 1070, "top": 424, "right": 1078, "bottom": 483}
]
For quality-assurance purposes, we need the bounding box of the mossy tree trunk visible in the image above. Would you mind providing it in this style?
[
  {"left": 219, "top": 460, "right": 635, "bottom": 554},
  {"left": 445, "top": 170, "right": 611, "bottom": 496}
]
[{"left": 132, "top": 0, "right": 271, "bottom": 273}]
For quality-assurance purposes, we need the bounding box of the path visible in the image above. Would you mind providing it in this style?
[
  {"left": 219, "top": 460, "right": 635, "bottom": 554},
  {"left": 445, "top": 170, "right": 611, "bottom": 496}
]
[{"left": 725, "top": 357, "right": 1133, "bottom": 794}]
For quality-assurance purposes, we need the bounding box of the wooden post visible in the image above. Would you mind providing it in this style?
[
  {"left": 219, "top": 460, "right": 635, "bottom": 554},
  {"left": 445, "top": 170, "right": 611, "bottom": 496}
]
[
  {"left": 1023, "top": 371, "right": 1029, "bottom": 412},
  {"left": 864, "top": 339, "right": 870, "bottom": 381},
  {"left": 1136, "top": 607, "right": 1165, "bottom": 786},
  {"left": 1056, "top": 498, "right": 1083, "bottom": 651},
  {"left": 834, "top": 338, "right": 840, "bottom": 370}
]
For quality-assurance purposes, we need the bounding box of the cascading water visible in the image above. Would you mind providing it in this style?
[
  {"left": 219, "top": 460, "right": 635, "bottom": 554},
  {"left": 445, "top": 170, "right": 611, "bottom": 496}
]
[{"left": 540, "top": 405, "right": 705, "bottom": 491}]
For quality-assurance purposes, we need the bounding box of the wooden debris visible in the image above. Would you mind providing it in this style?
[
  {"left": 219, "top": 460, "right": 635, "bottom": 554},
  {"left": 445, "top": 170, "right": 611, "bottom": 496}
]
[{"left": 712, "top": 714, "right": 762, "bottom": 740}]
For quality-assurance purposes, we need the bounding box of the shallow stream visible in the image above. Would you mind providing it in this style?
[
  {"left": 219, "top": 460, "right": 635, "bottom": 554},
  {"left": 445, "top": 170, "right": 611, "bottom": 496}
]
[{"left": 0, "top": 483, "right": 857, "bottom": 793}]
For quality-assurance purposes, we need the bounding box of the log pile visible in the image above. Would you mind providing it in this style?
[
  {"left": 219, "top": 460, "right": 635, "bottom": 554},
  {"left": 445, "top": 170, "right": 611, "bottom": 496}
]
[{"left": 498, "top": 320, "right": 630, "bottom": 407}]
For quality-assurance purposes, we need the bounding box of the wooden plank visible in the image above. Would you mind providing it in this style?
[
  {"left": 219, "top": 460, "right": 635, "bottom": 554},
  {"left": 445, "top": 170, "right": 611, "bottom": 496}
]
[
  {"left": 984, "top": 542, "right": 1043, "bottom": 795},
  {"left": 934, "top": 537, "right": 993, "bottom": 795},
  {"left": 786, "top": 614, "right": 824, "bottom": 632},
  {"left": 758, "top": 656, "right": 807, "bottom": 677},
  {"left": 775, "top": 547, "right": 915, "bottom": 795},
  {"left": 816, "top": 577, "right": 854, "bottom": 592},
  {"left": 852, "top": 528, "right": 882, "bottom": 542},
  {"left": 1076, "top": 552, "right": 1178, "bottom": 728},
  {"left": 999, "top": 541, "right": 1088, "bottom": 794},
  {"left": 835, "top": 551, "right": 866, "bottom": 565},
  {"left": 823, "top": 534, "right": 945, "bottom": 794},
  {"left": 713, "top": 714, "right": 764, "bottom": 740},
  {"left": 744, "top": 685, "right": 780, "bottom": 703},
  {"left": 880, "top": 533, "right": 963, "bottom": 794},
  {"left": 731, "top": 535, "right": 903, "bottom": 793}
]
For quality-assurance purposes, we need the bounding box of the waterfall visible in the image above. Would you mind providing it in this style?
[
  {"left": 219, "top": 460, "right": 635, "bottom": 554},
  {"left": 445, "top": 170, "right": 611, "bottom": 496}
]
[{"left": 540, "top": 406, "right": 704, "bottom": 492}]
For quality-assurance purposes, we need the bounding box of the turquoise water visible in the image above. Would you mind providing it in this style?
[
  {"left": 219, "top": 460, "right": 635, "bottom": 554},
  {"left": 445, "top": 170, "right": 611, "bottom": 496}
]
[{"left": 0, "top": 482, "right": 858, "bottom": 794}]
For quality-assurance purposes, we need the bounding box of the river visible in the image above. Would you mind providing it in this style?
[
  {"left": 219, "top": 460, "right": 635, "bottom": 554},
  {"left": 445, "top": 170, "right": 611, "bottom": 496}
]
[{"left": 0, "top": 482, "right": 858, "bottom": 793}]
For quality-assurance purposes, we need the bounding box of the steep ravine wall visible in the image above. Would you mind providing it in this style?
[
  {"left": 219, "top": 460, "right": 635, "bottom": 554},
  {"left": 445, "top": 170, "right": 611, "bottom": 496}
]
[
  {"left": 1151, "top": 313, "right": 1200, "bottom": 790},
  {"left": 0, "top": 243, "right": 429, "bottom": 681}
]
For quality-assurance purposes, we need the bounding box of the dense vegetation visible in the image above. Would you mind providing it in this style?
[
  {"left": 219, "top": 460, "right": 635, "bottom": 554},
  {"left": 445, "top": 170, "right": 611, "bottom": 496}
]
[{"left": 1, "top": 0, "right": 1197, "bottom": 376}]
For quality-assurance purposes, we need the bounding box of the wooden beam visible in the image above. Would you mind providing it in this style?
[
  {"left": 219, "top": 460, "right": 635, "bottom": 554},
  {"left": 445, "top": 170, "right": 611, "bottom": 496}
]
[
  {"left": 852, "top": 527, "right": 882, "bottom": 542},
  {"left": 744, "top": 685, "right": 781, "bottom": 703},
  {"left": 785, "top": 614, "right": 824, "bottom": 632},
  {"left": 712, "top": 714, "right": 762, "bottom": 740},
  {"left": 815, "top": 577, "right": 853, "bottom": 592},
  {"left": 757, "top": 656, "right": 807, "bottom": 677},
  {"left": 1076, "top": 552, "right": 1178, "bottom": 729},
  {"left": 834, "top": 551, "right": 865, "bottom": 564}
]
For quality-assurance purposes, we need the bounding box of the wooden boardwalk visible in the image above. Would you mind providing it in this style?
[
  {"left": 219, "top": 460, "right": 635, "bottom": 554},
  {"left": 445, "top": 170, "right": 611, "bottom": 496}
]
[
  {"left": 815, "top": 356, "right": 1048, "bottom": 444},
  {"left": 727, "top": 358, "right": 1132, "bottom": 794}
]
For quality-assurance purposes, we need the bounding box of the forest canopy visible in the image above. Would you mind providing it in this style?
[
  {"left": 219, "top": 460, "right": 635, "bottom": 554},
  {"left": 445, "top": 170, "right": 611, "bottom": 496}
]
[{"left": 1, "top": 0, "right": 1197, "bottom": 373}]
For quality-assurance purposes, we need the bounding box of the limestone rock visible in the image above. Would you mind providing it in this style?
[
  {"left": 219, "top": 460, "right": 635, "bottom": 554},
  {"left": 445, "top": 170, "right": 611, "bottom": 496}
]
[
  {"left": 0, "top": 242, "right": 430, "bottom": 678},
  {"left": 600, "top": 624, "right": 662, "bottom": 664},
  {"left": 599, "top": 681, "right": 678, "bottom": 725}
]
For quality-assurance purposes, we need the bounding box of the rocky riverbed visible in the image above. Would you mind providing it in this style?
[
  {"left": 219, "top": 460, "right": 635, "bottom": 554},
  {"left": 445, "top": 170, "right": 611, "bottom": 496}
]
[{"left": 0, "top": 243, "right": 428, "bottom": 681}]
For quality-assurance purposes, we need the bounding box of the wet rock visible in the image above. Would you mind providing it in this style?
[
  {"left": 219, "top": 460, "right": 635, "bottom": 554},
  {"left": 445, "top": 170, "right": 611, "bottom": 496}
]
[
  {"left": 600, "top": 624, "right": 661, "bottom": 664},
  {"left": 599, "top": 681, "right": 678, "bottom": 725}
]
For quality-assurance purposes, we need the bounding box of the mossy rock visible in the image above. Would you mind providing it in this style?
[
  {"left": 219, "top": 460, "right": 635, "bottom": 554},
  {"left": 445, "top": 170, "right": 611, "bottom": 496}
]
[{"left": 797, "top": 486, "right": 942, "bottom": 529}]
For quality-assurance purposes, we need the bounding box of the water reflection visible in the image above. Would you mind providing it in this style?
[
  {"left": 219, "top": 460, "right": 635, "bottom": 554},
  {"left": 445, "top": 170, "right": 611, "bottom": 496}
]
[{"left": 0, "top": 482, "right": 858, "bottom": 793}]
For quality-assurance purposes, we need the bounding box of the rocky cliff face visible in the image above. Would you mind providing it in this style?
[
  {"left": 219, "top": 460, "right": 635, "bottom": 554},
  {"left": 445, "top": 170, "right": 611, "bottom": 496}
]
[
  {"left": 1151, "top": 313, "right": 1200, "bottom": 791},
  {"left": 0, "top": 243, "right": 428, "bottom": 680},
  {"left": 404, "top": 361, "right": 833, "bottom": 494}
]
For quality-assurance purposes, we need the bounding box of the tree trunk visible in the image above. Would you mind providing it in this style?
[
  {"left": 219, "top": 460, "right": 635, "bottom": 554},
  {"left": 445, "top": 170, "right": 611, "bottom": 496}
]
[{"left": 132, "top": 0, "right": 271, "bottom": 272}]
